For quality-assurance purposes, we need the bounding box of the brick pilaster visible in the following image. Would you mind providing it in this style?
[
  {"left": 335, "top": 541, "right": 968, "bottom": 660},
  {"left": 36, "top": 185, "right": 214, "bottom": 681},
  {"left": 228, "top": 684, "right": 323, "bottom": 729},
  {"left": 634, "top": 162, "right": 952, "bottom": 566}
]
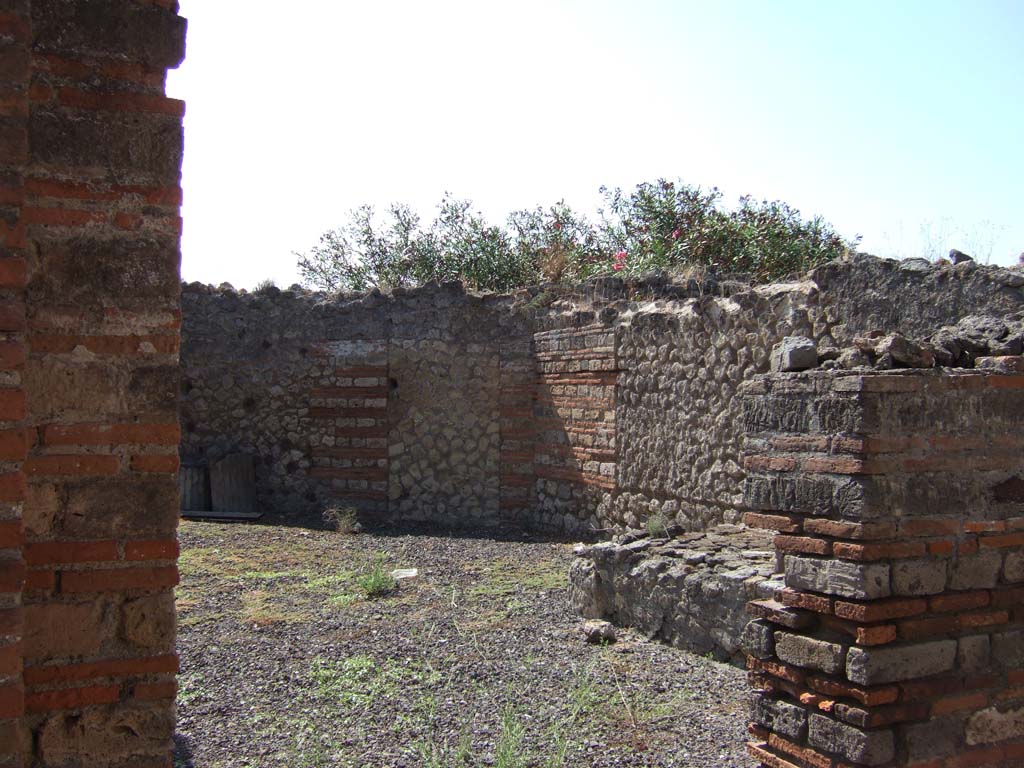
[
  {"left": 17, "top": 1, "right": 186, "bottom": 765},
  {"left": 0, "top": 1, "right": 32, "bottom": 763},
  {"left": 741, "top": 367, "right": 1024, "bottom": 767}
]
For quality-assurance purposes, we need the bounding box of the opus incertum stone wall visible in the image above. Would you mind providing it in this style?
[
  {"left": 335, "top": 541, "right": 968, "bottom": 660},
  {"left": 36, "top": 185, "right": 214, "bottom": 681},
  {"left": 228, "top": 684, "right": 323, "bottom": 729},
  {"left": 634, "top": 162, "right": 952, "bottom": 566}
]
[
  {"left": 741, "top": 369, "right": 1024, "bottom": 768},
  {"left": 1, "top": 1, "right": 186, "bottom": 766},
  {"left": 181, "top": 256, "right": 1024, "bottom": 534}
]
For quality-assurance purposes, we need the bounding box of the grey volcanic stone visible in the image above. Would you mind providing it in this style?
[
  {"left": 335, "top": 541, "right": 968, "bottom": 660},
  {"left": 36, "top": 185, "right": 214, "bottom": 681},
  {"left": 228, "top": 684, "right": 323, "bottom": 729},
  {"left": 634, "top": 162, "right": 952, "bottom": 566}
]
[
  {"left": 892, "top": 558, "right": 947, "bottom": 596},
  {"left": 875, "top": 333, "right": 934, "bottom": 368},
  {"left": 774, "top": 632, "right": 846, "bottom": 675},
  {"left": 903, "top": 718, "right": 958, "bottom": 761},
  {"left": 846, "top": 640, "right": 956, "bottom": 685},
  {"left": 950, "top": 551, "right": 1002, "bottom": 590},
  {"left": 742, "top": 619, "right": 776, "bottom": 660},
  {"left": 770, "top": 336, "right": 817, "bottom": 372},
  {"left": 992, "top": 630, "right": 1024, "bottom": 668},
  {"left": 808, "top": 714, "right": 894, "bottom": 766},
  {"left": 785, "top": 555, "right": 890, "bottom": 600},
  {"left": 751, "top": 694, "right": 807, "bottom": 741},
  {"left": 957, "top": 635, "right": 991, "bottom": 673},
  {"left": 581, "top": 620, "right": 616, "bottom": 644}
]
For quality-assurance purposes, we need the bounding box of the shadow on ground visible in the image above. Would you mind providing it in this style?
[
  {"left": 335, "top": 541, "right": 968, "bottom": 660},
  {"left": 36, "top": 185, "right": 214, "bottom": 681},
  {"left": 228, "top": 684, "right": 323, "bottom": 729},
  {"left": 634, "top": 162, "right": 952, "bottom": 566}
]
[{"left": 173, "top": 733, "right": 195, "bottom": 768}]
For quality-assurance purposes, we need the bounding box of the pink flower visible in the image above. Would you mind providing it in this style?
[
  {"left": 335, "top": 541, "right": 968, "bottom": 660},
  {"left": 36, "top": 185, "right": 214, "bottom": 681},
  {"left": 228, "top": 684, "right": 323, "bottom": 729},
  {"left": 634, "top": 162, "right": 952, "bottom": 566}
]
[
  {"left": 613, "top": 262, "right": 624, "bottom": 271},
  {"left": 612, "top": 250, "right": 627, "bottom": 271},
  {"left": 672, "top": 229, "right": 681, "bottom": 239}
]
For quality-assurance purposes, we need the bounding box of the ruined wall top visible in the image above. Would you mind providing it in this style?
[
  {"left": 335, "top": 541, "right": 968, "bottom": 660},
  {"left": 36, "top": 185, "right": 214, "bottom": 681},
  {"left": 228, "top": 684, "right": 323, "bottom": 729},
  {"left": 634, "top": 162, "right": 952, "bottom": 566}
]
[{"left": 183, "top": 253, "right": 1024, "bottom": 338}]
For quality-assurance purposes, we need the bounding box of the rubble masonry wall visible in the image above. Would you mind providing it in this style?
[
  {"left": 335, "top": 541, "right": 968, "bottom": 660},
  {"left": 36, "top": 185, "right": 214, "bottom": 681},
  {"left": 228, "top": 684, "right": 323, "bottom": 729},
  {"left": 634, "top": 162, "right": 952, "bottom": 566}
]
[{"left": 181, "top": 258, "right": 1024, "bottom": 534}]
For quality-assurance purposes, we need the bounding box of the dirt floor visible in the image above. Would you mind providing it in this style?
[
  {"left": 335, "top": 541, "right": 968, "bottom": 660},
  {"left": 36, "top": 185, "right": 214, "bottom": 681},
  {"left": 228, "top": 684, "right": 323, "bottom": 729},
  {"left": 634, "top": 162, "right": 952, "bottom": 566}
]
[{"left": 173, "top": 519, "right": 756, "bottom": 768}]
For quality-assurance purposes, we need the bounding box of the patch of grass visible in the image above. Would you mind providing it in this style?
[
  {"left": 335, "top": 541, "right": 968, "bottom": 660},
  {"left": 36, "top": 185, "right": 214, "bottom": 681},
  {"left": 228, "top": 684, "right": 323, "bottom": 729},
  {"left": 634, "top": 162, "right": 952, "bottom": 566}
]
[
  {"left": 356, "top": 563, "right": 396, "bottom": 598},
  {"left": 309, "top": 654, "right": 441, "bottom": 712},
  {"left": 495, "top": 704, "right": 528, "bottom": 768},
  {"left": 467, "top": 557, "right": 565, "bottom": 601},
  {"left": 242, "top": 569, "right": 298, "bottom": 581},
  {"left": 328, "top": 592, "right": 359, "bottom": 608},
  {"left": 239, "top": 590, "right": 306, "bottom": 626},
  {"left": 177, "top": 670, "right": 206, "bottom": 705}
]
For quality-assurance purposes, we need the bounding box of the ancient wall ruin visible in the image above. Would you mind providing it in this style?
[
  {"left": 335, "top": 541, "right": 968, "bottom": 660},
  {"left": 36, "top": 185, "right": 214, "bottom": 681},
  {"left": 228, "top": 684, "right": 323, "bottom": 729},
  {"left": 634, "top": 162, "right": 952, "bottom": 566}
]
[
  {"left": 3, "top": 3, "right": 1023, "bottom": 767},
  {"left": 181, "top": 257, "right": 1024, "bottom": 534},
  {"left": 742, "top": 368, "right": 1024, "bottom": 768},
  {"left": 1, "top": 1, "right": 185, "bottom": 765}
]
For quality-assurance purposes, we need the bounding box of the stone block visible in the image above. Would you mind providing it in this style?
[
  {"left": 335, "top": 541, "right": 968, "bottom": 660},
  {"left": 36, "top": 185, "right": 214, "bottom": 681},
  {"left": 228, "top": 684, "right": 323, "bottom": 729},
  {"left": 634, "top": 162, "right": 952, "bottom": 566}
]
[
  {"left": 32, "top": 0, "right": 188, "bottom": 67},
  {"left": 950, "top": 551, "right": 1003, "bottom": 590},
  {"left": 902, "top": 717, "right": 959, "bottom": 761},
  {"left": 37, "top": 702, "right": 175, "bottom": 764},
  {"left": 29, "top": 110, "right": 183, "bottom": 184},
  {"left": 785, "top": 555, "right": 890, "bottom": 600},
  {"left": 774, "top": 631, "right": 846, "bottom": 675},
  {"left": 770, "top": 337, "right": 817, "bottom": 372},
  {"left": 892, "top": 558, "right": 947, "bottom": 596},
  {"left": 807, "top": 713, "right": 894, "bottom": 766},
  {"left": 966, "top": 705, "right": 1024, "bottom": 745},
  {"left": 121, "top": 593, "right": 175, "bottom": 650},
  {"left": 846, "top": 640, "right": 957, "bottom": 685},
  {"left": 744, "top": 473, "right": 864, "bottom": 518},
  {"left": 61, "top": 477, "right": 178, "bottom": 539},
  {"left": 957, "top": 635, "right": 991, "bottom": 673},
  {"left": 742, "top": 619, "right": 775, "bottom": 660},
  {"left": 24, "top": 358, "right": 126, "bottom": 421},
  {"left": 992, "top": 630, "right": 1024, "bottom": 668},
  {"left": 1004, "top": 551, "right": 1024, "bottom": 583},
  {"left": 751, "top": 693, "right": 807, "bottom": 742},
  {"left": 23, "top": 600, "right": 112, "bottom": 659}
]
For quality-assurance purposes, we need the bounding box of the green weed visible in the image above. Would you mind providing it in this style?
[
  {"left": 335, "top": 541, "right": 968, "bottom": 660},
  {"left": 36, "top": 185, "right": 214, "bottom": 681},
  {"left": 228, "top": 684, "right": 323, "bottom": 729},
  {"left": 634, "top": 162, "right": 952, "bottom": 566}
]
[{"left": 357, "top": 563, "right": 396, "bottom": 598}]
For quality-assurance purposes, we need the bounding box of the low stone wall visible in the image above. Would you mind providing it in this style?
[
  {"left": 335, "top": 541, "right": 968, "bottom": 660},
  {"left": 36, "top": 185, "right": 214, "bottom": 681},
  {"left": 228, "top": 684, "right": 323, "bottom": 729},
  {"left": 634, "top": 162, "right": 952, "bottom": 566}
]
[
  {"left": 569, "top": 525, "right": 779, "bottom": 662},
  {"left": 740, "top": 367, "right": 1024, "bottom": 768}
]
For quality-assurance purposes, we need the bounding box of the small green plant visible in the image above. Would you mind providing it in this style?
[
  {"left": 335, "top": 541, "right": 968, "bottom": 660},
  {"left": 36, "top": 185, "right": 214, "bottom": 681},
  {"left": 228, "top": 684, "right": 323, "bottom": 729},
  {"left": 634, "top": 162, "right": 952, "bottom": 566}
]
[
  {"left": 253, "top": 278, "right": 276, "bottom": 293},
  {"left": 322, "top": 506, "right": 359, "bottom": 533},
  {"left": 646, "top": 511, "right": 669, "bottom": 538},
  {"left": 494, "top": 704, "right": 528, "bottom": 768},
  {"left": 416, "top": 728, "right": 472, "bottom": 768},
  {"left": 356, "top": 562, "right": 396, "bottom": 598}
]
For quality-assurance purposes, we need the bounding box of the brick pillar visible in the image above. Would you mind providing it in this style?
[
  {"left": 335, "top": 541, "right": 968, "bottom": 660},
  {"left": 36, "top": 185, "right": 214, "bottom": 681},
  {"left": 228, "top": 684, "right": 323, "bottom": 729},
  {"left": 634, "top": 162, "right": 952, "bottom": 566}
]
[
  {"left": 740, "top": 367, "right": 1024, "bottom": 768},
  {"left": 16, "top": 2, "right": 186, "bottom": 766},
  {"left": 0, "top": 1, "right": 31, "bottom": 764}
]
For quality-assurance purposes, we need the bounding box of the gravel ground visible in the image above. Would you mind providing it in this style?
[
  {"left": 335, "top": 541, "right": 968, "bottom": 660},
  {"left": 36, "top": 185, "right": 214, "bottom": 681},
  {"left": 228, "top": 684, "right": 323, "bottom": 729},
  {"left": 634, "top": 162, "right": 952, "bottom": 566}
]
[{"left": 173, "top": 519, "right": 755, "bottom": 768}]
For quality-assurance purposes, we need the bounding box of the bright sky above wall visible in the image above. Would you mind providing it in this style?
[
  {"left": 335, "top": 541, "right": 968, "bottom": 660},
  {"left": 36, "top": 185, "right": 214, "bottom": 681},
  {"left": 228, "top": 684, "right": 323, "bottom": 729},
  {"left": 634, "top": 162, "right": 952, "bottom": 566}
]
[{"left": 167, "top": 0, "right": 1024, "bottom": 289}]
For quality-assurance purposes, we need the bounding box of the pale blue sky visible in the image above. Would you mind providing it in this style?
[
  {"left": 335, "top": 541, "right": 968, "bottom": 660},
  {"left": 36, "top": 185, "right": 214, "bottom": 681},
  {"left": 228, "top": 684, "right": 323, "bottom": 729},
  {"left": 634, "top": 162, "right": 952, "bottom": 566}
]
[{"left": 167, "top": 0, "right": 1024, "bottom": 288}]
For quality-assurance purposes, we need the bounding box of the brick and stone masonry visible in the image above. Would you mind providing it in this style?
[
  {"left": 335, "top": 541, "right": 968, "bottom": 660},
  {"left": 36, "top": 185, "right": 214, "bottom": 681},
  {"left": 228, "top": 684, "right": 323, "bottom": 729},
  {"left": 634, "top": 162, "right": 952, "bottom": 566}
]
[
  {"left": 0, "top": 1, "right": 32, "bottom": 761},
  {"left": 0, "top": 1, "right": 186, "bottom": 765},
  {"left": 182, "top": 257, "right": 1023, "bottom": 535},
  {"left": 740, "top": 368, "right": 1024, "bottom": 768}
]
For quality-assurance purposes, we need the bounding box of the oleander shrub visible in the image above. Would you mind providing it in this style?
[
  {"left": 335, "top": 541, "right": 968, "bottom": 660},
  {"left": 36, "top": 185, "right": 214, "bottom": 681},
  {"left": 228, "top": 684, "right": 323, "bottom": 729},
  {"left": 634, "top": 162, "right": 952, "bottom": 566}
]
[{"left": 297, "top": 180, "right": 858, "bottom": 292}]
